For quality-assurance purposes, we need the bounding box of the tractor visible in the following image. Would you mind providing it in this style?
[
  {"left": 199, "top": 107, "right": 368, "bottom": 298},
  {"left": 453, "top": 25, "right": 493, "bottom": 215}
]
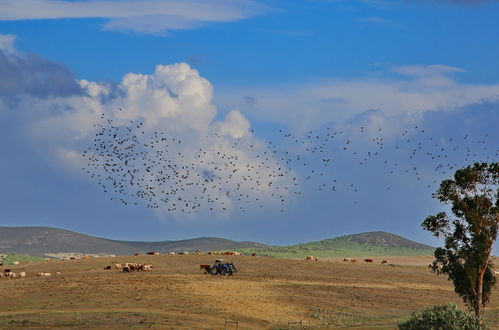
[{"left": 200, "top": 259, "right": 238, "bottom": 276}]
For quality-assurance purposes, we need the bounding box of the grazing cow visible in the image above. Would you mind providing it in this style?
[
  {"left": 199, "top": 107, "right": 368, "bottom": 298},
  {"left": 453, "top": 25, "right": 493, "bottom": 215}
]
[
  {"left": 122, "top": 265, "right": 131, "bottom": 272},
  {"left": 251, "top": 253, "right": 257, "bottom": 257},
  {"left": 168, "top": 252, "right": 176, "bottom": 255},
  {"left": 37, "top": 272, "right": 51, "bottom": 276},
  {"left": 351, "top": 259, "right": 357, "bottom": 263},
  {"left": 315, "top": 257, "right": 319, "bottom": 261},
  {"left": 19, "top": 272, "right": 25, "bottom": 278},
  {"left": 200, "top": 264, "right": 211, "bottom": 274},
  {"left": 364, "top": 259, "right": 374, "bottom": 263},
  {"left": 134, "top": 253, "right": 139, "bottom": 256},
  {"left": 306, "top": 256, "right": 314, "bottom": 261},
  {"left": 141, "top": 264, "right": 153, "bottom": 271},
  {"left": 343, "top": 258, "right": 351, "bottom": 262},
  {"left": 104, "top": 266, "right": 111, "bottom": 270},
  {"left": 114, "top": 263, "right": 123, "bottom": 270},
  {"left": 381, "top": 260, "right": 389, "bottom": 265}
]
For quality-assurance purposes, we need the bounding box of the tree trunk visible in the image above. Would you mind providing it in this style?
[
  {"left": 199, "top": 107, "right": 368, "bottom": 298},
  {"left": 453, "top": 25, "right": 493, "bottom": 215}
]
[{"left": 476, "top": 268, "right": 484, "bottom": 317}]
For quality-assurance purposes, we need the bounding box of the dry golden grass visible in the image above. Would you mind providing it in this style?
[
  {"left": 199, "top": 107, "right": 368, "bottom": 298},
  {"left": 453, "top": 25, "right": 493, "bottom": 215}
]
[{"left": 1, "top": 254, "right": 498, "bottom": 329}]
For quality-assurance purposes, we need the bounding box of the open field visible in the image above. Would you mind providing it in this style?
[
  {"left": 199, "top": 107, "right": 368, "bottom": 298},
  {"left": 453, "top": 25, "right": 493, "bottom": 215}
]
[{"left": 0, "top": 255, "right": 498, "bottom": 329}]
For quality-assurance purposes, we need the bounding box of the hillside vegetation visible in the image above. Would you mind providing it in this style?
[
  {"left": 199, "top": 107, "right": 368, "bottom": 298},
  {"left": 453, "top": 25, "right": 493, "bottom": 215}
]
[
  {"left": 1, "top": 253, "right": 44, "bottom": 265},
  {"left": 238, "top": 232, "right": 435, "bottom": 258}
]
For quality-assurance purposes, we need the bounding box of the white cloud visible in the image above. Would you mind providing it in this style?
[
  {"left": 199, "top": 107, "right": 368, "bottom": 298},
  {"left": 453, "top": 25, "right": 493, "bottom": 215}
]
[
  {"left": 0, "top": 0, "right": 268, "bottom": 35},
  {"left": 216, "top": 110, "right": 251, "bottom": 139},
  {"left": 392, "top": 64, "right": 464, "bottom": 77},
  {"left": 215, "top": 64, "right": 499, "bottom": 130},
  {"left": 0, "top": 33, "right": 16, "bottom": 54}
]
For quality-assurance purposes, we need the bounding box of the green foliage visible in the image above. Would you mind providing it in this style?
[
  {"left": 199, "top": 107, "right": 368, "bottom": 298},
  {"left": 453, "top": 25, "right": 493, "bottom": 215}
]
[
  {"left": 398, "top": 303, "right": 487, "bottom": 330},
  {"left": 1, "top": 253, "right": 44, "bottom": 265},
  {"left": 422, "top": 162, "right": 499, "bottom": 316}
]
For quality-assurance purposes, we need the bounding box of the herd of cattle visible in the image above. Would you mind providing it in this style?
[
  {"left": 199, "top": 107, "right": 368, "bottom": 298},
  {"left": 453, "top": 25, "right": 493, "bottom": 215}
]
[
  {"left": 108, "top": 263, "right": 154, "bottom": 272},
  {"left": 0, "top": 269, "right": 25, "bottom": 278},
  {"left": 342, "top": 258, "right": 389, "bottom": 264},
  {"left": 8, "top": 255, "right": 498, "bottom": 280},
  {"left": 306, "top": 257, "right": 389, "bottom": 264},
  {"left": 0, "top": 269, "right": 58, "bottom": 278}
]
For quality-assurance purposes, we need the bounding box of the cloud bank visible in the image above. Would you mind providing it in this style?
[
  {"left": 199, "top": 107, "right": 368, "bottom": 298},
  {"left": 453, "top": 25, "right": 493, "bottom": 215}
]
[
  {"left": 0, "top": 0, "right": 267, "bottom": 35},
  {"left": 216, "top": 63, "right": 499, "bottom": 131}
]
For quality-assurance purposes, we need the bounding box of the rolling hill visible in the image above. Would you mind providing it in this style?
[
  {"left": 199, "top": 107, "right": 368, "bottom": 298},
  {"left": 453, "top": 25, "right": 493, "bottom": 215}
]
[
  {"left": 0, "top": 226, "right": 265, "bottom": 257},
  {"left": 0, "top": 227, "right": 435, "bottom": 258},
  {"left": 237, "top": 231, "right": 435, "bottom": 258}
]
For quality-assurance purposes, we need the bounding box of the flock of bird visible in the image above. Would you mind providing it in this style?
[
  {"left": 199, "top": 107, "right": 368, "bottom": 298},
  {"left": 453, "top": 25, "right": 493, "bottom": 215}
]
[
  {"left": 82, "top": 111, "right": 498, "bottom": 215},
  {"left": 82, "top": 113, "right": 296, "bottom": 214}
]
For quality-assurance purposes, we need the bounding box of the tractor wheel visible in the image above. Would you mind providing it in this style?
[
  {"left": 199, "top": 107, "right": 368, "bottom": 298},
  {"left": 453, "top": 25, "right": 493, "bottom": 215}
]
[{"left": 210, "top": 267, "right": 218, "bottom": 275}]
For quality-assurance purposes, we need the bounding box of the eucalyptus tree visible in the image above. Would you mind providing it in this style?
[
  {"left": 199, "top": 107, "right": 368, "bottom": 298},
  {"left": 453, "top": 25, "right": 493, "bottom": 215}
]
[{"left": 422, "top": 162, "right": 499, "bottom": 316}]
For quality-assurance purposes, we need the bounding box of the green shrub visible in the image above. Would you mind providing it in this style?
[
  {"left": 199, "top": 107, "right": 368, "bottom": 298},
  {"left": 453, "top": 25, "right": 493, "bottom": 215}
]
[{"left": 398, "top": 303, "right": 487, "bottom": 330}]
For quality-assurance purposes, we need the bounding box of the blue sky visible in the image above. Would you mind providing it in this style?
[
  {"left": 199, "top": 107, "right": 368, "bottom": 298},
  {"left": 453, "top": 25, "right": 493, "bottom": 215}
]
[{"left": 0, "top": 0, "right": 498, "bottom": 252}]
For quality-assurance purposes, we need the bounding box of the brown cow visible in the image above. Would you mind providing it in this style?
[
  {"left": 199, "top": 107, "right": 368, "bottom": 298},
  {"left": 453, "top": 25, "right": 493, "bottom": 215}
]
[
  {"left": 351, "top": 259, "right": 357, "bottom": 263},
  {"left": 381, "top": 260, "right": 389, "bottom": 265},
  {"left": 305, "top": 256, "right": 314, "bottom": 261},
  {"left": 364, "top": 259, "right": 374, "bottom": 263},
  {"left": 200, "top": 264, "right": 211, "bottom": 274}
]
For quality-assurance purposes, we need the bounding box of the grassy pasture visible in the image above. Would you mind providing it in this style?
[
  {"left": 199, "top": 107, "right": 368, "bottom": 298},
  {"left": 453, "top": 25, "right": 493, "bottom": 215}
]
[{"left": 0, "top": 254, "right": 497, "bottom": 329}]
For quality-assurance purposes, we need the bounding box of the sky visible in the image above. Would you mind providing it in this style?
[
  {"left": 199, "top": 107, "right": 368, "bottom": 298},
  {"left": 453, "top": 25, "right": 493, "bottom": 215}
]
[{"left": 0, "top": 0, "right": 498, "bottom": 252}]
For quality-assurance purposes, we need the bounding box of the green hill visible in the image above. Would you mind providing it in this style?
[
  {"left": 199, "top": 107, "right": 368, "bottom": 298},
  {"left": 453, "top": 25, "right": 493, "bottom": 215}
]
[{"left": 237, "top": 231, "right": 435, "bottom": 258}]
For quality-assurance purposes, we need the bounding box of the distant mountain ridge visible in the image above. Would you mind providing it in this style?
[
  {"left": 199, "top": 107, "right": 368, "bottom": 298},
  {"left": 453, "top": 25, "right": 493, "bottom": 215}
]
[
  {"left": 0, "top": 226, "right": 434, "bottom": 258},
  {"left": 0, "top": 226, "right": 265, "bottom": 257}
]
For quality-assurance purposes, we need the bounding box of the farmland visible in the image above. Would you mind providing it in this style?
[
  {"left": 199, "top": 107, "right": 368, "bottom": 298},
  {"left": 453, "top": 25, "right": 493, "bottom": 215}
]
[{"left": 0, "top": 254, "right": 498, "bottom": 329}]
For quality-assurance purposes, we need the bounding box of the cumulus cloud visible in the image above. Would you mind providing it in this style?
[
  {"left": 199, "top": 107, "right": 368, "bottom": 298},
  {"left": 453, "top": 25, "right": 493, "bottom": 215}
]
[
  {"left": 0, "top": 0, "right": 268, "bottom": 35},
  {"left": 0, "top": 37, "right": 292, "bottom": 218},
  {"left": 216, "top": 64, "right": 499, "bottom": 131}
]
